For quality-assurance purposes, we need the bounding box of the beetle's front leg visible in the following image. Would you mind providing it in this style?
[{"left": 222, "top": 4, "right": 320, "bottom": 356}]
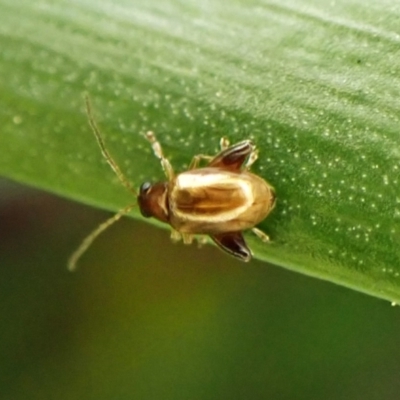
[{"left": 145, "top": 131, "right": 174, "bottom": 181}]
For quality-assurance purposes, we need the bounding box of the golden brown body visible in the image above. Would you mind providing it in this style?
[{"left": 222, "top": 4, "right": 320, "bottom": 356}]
[
  {"left": 138, "top": 136, "right": 276, "bottom": 261},
  {"left": 169, "top": 168, "right": 275, "bottom": 234}
]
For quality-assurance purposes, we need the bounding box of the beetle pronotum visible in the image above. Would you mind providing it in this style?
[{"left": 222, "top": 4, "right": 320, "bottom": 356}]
[{"left": 68, "top": 97, "right": 276, "bottom": 270}]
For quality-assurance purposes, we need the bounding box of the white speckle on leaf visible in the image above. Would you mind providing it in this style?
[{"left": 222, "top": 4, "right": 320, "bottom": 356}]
[
  {"left": 13, "top": 115, "right": 22, "bottom": 124},
  {"left": 383, "top": 175, "right": 389, "bottom": 185}
]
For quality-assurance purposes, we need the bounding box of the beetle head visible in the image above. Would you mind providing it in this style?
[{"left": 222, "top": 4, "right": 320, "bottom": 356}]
[{"left": 137, "top": 181, "right": 169, "bottom": 223}]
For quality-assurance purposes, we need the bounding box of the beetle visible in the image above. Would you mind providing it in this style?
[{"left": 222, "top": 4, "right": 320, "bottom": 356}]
[{"left": 68, "top": 97, "right": 276, "bottom": 270}]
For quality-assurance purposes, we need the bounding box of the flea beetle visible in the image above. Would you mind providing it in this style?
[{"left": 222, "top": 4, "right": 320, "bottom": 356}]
[{"left": 68, "top": 97, "right": 276, "bottom": 270}]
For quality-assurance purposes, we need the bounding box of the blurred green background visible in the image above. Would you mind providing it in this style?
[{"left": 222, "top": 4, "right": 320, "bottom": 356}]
[{"left": 1, "top": 177, "right": 400, "bottom": 400}]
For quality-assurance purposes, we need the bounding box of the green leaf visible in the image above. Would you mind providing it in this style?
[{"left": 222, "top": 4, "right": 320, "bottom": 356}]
[{"left": 1, "top": 0, "right": 400, "bottom": 301}]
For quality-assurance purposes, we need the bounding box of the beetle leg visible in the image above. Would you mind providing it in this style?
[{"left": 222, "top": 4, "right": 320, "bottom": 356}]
[
  {"left": 252, "top": 227, "right": 270, "bottom": 242},
  {"left": 182, "top": 233, "right": 194, "bottom": 245},
  {"left": 170, "top": 229, "right": 181, "bottom": 243},
  {"left": 210, "top": 232, "right": 252, "bottom": 262},
  {"left": 245, "top": 148, "right": 259, "bottom": 170},
  {"left": 188, "top": 154, "right": 213, "bottom": 170},
  {"left": 145, "top": 131, "right": 174, "bottom": 181},
  {"left": 208, "top": 140, "right": 255, "bottom": 172},
  {"left": 188, "top": 137, "right": 232, "bottom": 170},
  {"left": 220, "top": 137, "right": 230, "bottom": 151},
  {"left": 189, "top": 136, "right": 232, "bottom": 169},
  {"left": 196, "top": 236, "right": 209, "bottom": 248}
]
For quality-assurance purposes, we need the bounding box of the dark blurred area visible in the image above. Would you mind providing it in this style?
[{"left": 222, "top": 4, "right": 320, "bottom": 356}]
[{"left": 1, "top": 178, "right": 399, "bottom": 400}]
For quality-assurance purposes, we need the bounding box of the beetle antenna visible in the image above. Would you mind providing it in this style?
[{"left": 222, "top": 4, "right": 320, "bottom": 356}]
[
  {"left": 85, "top": 94, "right": 137, "bottom": 196},
  {"left": 68, "top": 96, "right": 139, "bottom": 271},
  {"left": 68, "top": 203, "right": 136, "bottom": 271}
]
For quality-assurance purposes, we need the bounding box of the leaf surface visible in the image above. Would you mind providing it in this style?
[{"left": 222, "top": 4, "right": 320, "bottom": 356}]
[{"left": 1, "top": 0, "right": 400, "bottom": 301}]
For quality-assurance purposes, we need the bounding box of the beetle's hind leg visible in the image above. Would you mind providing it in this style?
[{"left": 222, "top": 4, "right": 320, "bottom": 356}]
[
  {"left": 187, "top": 137, "right": 232, "bottom": 170},
  {"left": 252, "top": 227, "right": 270, "bottom": 242},
  {"left": 145, "top": 131, "right": 174, "bottom": 181},
  {"left": 220, "top": 137, "right": 230, "bottom": 151},
  {"left": 245, "top": 148, "right": 259, "bottom": 170},
  {"left": 218, "top": 137, "right": 259, "bottom": 170},
  {"left": 208, "top": 140, "right": 255, "bottom": 171}
]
